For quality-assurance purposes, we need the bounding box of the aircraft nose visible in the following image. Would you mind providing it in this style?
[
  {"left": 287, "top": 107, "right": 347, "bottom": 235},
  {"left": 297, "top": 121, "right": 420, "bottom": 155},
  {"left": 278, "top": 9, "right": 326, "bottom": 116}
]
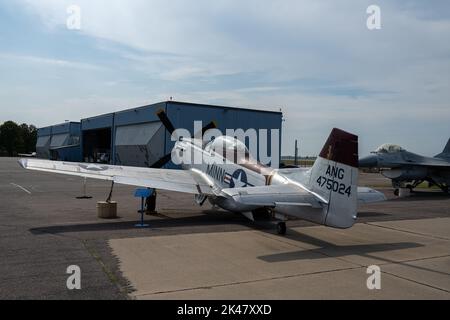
[
  {"left": 359, "top": 155, "right": 378, "bottom": 168},
  {"left": 18, "top": 159, "right": 28, "bottom": 169}
]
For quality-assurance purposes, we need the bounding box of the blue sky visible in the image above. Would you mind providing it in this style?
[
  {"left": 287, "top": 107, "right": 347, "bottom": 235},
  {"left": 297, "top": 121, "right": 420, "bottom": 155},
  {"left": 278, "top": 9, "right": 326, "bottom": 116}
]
[{"left": 0, "top": 0, "right": 449, "bottom": 156}]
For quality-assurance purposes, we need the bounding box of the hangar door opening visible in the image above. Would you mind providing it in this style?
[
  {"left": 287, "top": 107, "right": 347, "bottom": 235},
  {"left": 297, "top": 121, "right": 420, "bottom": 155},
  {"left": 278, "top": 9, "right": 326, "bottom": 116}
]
[
  {"left": 83, "top": 128, "right": 112, "bottom": 163},
  {"left": 115, "top": 122, "right": 165, "bottom": 167}
]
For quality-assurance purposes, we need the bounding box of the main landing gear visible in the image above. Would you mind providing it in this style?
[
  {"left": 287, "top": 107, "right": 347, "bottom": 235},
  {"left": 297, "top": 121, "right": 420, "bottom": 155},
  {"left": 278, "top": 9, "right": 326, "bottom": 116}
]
[
  {"left": 251, "top": 208, "right": 287, "bottom": 235},
  {"left": 277, "top": 222, "right": 287, "bottom": 235},
  {"left": 393, "top": 181, "right": 421, "bottom": 196},
  {"left": 433, "top": 182, "right": 449, "bottom": 194}
]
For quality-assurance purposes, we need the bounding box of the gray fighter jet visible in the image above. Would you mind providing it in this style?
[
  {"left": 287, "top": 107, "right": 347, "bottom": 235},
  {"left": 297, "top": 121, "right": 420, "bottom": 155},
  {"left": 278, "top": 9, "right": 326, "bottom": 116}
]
[{"left": 359, "top": 140, "right": 450, "bottom": 195}]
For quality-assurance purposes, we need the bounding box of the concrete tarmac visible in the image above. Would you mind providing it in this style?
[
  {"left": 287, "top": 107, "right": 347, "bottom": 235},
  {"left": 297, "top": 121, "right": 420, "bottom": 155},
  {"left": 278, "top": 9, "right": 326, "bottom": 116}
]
[{"left": 1, "top": 157, "right": 449, "bottom": 299}]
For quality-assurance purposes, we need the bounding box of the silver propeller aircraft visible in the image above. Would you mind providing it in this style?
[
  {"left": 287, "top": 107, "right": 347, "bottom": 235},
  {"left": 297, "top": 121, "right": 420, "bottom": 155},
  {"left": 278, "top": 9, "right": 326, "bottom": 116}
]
[
  {"left": 19, "top": 111, "right": 385, "bottom": 235},
  {"left": 359, "top": 140, "right": 450, "bottom": 195}
]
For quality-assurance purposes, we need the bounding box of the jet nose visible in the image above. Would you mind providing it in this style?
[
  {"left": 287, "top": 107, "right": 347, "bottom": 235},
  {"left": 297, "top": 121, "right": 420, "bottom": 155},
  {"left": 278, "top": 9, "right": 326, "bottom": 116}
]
[{"left": 359, "top": 155, "right": 378, "bottom": 168}]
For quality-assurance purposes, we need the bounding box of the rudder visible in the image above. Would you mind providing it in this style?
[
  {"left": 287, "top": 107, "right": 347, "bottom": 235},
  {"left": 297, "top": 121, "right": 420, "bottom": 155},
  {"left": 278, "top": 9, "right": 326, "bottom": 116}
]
[
  {"left": 309, "top": 128, "right": 358, "bottom": 228},
  {"left": 444, "top": 138, "right": 450, "bottom": 154},
  {"left": 435, "top": 138, "right": 450, "bottom": 160}
]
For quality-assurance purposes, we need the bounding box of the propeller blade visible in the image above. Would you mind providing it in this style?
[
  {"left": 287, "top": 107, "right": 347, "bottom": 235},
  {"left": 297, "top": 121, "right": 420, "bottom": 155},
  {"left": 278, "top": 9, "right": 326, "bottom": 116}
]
[
  {"left": 150, "top": 153, "right": 172, "bottom": 168},
  {"left": 156, "top": 109, "right": 176, "bottom": 135},
  {"left": 193, "top": 121, "right": 218, "bottom": 138},
  {"left": 201, "top": 121, "right": 218, "bottom": 136}
]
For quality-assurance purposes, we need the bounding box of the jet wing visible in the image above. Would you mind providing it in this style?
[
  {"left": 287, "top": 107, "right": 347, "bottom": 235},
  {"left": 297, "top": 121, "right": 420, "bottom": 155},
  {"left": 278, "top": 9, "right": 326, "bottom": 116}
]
[
  {"left": 397, "top": 160, "right": 450, "bottom": 167},
  {"left": 396, "top": 154, "right": 450, "bottom": 168},
  {"left": 18, "top": 159, "right": 215, "bottom": 195}
]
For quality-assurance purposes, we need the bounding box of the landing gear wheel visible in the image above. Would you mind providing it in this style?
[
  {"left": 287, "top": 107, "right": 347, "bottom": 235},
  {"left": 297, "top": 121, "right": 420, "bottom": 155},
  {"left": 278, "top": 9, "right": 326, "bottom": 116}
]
[
  {"left": 394, "top": 188, "right": 399, "bottom": 196},
  {"left": 277, "top": 222, "right": 287, "bottom": 235}
]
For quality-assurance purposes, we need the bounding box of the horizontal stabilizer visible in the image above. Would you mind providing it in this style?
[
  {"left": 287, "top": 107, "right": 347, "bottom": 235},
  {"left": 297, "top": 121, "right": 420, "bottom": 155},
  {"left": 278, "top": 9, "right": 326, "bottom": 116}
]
[
  {"left": 357, "top": 187, "right": 387, "bottom": 204},
  {"left": 222, "top": 184, "right": 325, "bottom": 209}
]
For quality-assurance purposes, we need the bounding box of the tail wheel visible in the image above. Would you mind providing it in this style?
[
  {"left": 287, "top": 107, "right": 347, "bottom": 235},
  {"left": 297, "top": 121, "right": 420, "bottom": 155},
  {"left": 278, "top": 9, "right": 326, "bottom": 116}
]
[{"left": 277, "top": 222, "right": 287, "bottom": 235}]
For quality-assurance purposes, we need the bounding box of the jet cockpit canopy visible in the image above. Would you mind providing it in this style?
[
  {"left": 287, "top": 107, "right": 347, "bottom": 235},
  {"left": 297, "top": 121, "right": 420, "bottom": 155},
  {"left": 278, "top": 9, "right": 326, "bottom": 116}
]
[{"left": 373, "top": 144, "right": 405, "bottom": 154}]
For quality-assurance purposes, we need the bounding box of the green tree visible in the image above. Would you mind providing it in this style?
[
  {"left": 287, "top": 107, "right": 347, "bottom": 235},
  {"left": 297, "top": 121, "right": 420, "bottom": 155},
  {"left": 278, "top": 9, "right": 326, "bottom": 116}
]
[
  {"left": 19, "top": 123, "right": 37, "bottom": 153},
  {"left": 0, "top": 121, "right": 24, "bottom": 156}
]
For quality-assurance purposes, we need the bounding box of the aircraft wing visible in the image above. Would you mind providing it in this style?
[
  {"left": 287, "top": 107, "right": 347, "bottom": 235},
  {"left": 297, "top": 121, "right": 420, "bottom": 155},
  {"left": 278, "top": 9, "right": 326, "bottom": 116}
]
[
  {"left": 18, "top": 159, "right": 215, "bottom": 195},
  {"left": 398, "top": 160, "right": 450, "bottom": 168},
  {"left": 394, "top": 154, "right": 450, "bottom": 168}
]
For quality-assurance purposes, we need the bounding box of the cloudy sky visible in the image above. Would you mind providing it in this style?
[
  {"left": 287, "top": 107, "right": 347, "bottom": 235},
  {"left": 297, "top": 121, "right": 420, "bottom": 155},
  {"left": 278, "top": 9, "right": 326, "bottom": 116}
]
[{"left": 0, "top": 0, "right": 449, "bottom": 156}]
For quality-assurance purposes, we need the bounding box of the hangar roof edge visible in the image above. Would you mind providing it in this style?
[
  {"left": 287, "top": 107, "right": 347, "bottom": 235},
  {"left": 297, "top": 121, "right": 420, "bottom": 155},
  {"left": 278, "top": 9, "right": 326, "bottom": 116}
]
[
  {"left": 37, "top": 121, "right": 80, "bottom": 131},
  {"left": 80, "top": 100, "right": 283, "bottom": 122},
  {"left": 166, "top": 100, "right": 283, "bottom": 115}
]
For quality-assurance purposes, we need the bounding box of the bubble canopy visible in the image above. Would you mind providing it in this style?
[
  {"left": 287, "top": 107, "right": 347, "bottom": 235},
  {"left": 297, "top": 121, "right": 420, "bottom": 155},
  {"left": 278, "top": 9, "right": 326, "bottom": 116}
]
[
  {"left": 205, "top": 136, "right": 250, "bottom": 156},
  {"left": 374, "top": 144, "right": 405, "bottom": 153}
]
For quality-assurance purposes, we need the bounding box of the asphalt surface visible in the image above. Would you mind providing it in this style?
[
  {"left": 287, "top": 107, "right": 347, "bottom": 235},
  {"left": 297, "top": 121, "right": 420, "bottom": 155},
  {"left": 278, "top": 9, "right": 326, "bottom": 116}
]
[{"left": 1, "top": 157, "right": 449, "bottom": 299}]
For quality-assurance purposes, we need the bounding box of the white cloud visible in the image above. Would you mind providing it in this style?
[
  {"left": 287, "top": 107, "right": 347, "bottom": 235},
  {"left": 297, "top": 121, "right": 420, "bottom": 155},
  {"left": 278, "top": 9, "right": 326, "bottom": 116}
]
[
  {"left": 0, "top": 54, "right": 102, "bottom": 70},
  {"left": 5, "top": 0, "right": 450, "bottom": 155},
  {"left": 18, "top": 1, "right": 450, "bottom": 85}
]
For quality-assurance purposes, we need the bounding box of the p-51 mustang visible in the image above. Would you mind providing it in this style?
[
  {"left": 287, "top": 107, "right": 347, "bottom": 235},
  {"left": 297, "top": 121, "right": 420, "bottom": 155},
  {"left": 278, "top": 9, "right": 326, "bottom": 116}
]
[{"left": 19, "top": 112, "right": 385, "bottom": 235}]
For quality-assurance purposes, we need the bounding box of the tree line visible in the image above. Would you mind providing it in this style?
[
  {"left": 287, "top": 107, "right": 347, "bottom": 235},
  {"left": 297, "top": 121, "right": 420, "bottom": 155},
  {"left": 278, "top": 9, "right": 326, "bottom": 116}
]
[{"left": 0, "top": 121, "right": 37, "bottom": 156}]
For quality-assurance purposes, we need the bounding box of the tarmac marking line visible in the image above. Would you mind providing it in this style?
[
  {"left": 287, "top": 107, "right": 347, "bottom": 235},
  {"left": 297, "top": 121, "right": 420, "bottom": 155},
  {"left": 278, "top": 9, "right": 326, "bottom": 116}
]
[{"left": 10, "top": 183, "right": 32, "bottom": 195}]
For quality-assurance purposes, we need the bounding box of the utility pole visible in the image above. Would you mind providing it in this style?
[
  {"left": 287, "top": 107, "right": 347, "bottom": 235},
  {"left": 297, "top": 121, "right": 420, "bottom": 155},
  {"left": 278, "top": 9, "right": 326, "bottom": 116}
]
[{"left": 294, "top": 140, "right": 299, "bottom": 166}]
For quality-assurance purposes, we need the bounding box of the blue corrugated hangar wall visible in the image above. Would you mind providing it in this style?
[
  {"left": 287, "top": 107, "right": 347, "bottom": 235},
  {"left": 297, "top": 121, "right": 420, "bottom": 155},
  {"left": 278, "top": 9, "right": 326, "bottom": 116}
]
[
  {"left": 164, "top": 102, "right": 282, "bottom": 168},
  {"left": 36, "top": 122, "right": 81, "bottom": 161},
  {"left": 66, "top": 101, "right": 282, "bottom": 168},
  {"left": 36, "top": 126, "right": 52, "bottom": 159}
]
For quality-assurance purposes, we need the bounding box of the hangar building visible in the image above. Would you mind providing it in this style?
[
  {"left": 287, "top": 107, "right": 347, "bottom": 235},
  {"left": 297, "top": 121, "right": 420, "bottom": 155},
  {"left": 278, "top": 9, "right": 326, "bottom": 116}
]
[
  {"left": 38, "top": 101, "right": 283, "bottom": 168},
  {"left": 36, "top": 122, "right": 82, "bottom": 161}
]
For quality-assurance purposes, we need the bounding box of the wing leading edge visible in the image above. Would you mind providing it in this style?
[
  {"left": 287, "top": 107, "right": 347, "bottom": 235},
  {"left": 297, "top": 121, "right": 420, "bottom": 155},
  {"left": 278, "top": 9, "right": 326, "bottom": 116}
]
[{"left": 18, "top": 159, "right": 214, "bottom": 195}]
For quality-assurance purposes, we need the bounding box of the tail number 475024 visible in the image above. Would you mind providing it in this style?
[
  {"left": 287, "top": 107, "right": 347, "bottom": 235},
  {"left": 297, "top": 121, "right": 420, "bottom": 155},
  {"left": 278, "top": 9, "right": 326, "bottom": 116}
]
[{"left": 316, "top": 176, "right": 351, "bottom": 197}]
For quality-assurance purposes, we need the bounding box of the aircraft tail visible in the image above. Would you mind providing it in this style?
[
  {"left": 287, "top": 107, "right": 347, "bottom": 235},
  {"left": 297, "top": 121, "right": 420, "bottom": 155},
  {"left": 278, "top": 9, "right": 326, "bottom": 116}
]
[
  {"left": 435, "top": 138, "right": 450, "bottom": 160},
  {"left": 308, "top": 128, "right": 358, "bottom": 229},
  {"left": 444, "top": 138, "right": 450, "bottom": 154}
]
